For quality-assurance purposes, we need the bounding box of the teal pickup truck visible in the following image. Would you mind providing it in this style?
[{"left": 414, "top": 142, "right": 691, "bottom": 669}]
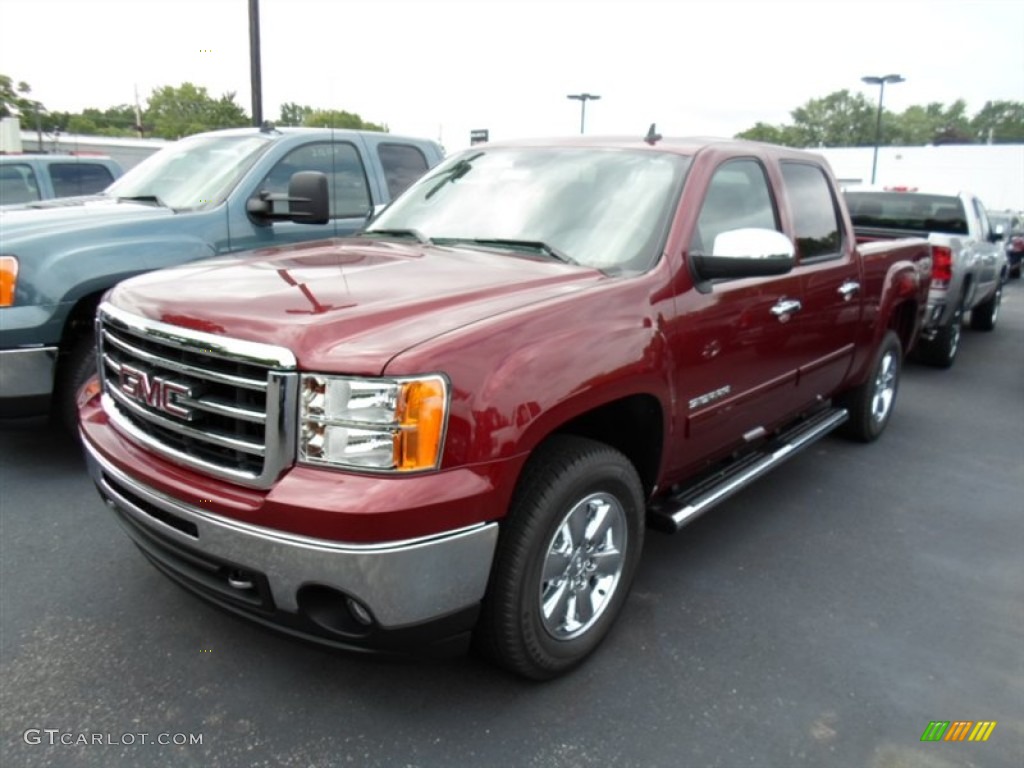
[
  {"left": 0, "top": 125, "right": 444, "bottom": 428},
  {"left": 0, "top": 154, "right": 123, "bottom": 206}
]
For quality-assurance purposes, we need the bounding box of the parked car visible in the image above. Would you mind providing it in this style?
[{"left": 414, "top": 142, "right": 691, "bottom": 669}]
[
  {"left": 0, "top": 126, "right": 443, "bottom": 429},
  {"left": 0, "top": 153, "right": 122, "bottom": 206},
  {"left": 845, "top": 187, "right": 1008, "bottom": 367},
  {"left": 80, "top": 136, "right": 932, "bottom": 679},
  {"left": 987, "top": 210, "right": 1023, "bottom": 279}
]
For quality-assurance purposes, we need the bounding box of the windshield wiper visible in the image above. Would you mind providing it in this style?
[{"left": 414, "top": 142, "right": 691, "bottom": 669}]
[
  {"left": 361, "top": 228, "right": 432, "bottom": 244},
  {"left": 434, "top": 238, "right": 577, "bottom": 265},
  {"left": 423, "top": 152, "right": 484, "bottom": 200},
  {"left": 116, "top": 194, "right": 168, "bottom": 208}
]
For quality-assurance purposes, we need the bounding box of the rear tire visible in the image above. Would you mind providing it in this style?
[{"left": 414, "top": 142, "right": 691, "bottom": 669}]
[
  {"left": 838, "top": 331, "right": 902, "bottom": 443},
  {"left": 915, "top": 302, "right": 962, "bottom": 368},
  {"left": 476, "top": 435, "right": 645, "bottom": 680},
  {"left": 969, "top": 283, "right": 1001, "bottom": 331}
]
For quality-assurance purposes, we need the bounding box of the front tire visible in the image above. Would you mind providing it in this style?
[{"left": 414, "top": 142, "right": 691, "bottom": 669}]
[
  {"left": 55, "top": 335, "right": 97, "bottom": 435},
  {"left": 838, "top": 331, "right": 902, "bottom": 443},
  {"left": 476, "top": 435, "right": 645, "bottom": 680}
]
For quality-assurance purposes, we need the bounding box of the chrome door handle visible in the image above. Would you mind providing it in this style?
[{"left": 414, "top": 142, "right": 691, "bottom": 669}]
[
  {"left": 838, "top": 280, "right": 860, "bottom": 300},
  {"left": 771, "top": 299, "right": 802, "bottom": 318}
]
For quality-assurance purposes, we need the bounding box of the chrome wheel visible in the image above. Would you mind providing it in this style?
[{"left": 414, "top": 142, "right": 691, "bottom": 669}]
[
  {"left": 539, "top": 492, "right": 627, "bottom": 641},
  {"left": 870, "top": 349, "right": 897, "bottom": 425}
]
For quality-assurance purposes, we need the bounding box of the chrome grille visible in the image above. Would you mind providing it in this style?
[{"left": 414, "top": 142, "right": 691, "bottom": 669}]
[{"left": 98, "top": 302, "right": 298, "bottom": 488}]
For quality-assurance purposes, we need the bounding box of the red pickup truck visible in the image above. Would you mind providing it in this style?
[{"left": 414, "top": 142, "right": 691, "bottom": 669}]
[{"left": 79, "top": 136, "right": 932, "bottom": 679}]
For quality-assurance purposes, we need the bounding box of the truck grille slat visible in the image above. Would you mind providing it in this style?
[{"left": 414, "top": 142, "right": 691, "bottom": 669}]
[{"left": 98, "top": 303, "right": 298, "bottom": 488}]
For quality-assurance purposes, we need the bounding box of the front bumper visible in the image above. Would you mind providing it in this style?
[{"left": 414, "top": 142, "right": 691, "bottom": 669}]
[
  {"left": 0, "top": 346, "right": 57, "bottom": 417},
  {"left": 82, "top": 428, "right": 500, "bottom": 655}
]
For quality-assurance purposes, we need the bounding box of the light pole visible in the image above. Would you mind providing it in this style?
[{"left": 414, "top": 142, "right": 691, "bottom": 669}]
[
  {"left": 861, "top": 74, "right": 904, "bottom": 184},
  {"left": 567, "top": 93, "right": 600, "bottom": 134}
]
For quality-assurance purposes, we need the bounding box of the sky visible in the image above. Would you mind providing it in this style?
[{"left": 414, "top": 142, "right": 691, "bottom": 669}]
[{"left": 1, "top": 0, "right": 1023, "bottom": 151}]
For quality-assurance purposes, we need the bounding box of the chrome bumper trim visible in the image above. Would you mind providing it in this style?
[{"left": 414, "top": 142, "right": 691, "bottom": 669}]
[{"left": 83, "top": 438, "right": 498, "bottom": 628}]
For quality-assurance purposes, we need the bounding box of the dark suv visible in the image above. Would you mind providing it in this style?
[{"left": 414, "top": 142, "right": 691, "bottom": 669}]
[{"left": 988, "top": 210, "right": 1023, "bottom": 279}]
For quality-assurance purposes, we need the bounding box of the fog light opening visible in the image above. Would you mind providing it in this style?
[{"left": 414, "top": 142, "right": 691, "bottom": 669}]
[{"left": 298, "top": 584, "right": 376, "bottom": 637}]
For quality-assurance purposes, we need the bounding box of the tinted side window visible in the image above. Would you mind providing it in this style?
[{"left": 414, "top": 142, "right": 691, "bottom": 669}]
[
  {"left": 260, "top": 142, "right": 371, "bottom": 218},
  {"left": 781, "top": 162, "right": 842, "bottom": 260},
  {"left": 690, "top": 159, "right": 778, "bottom": 254},
  {"left": 378, "top": 143, "right": 429, "bottom": 199},
  {"left": 0, "top": 163, "right": 40, "bottom": 204},
  {"left": 49, "top": 163, "right": 115, "bottom": 196}
]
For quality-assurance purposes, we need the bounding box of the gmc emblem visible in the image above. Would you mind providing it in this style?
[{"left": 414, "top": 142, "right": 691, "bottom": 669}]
[{"left": 118, "top": 363, "right": 194, "bottom": 420}]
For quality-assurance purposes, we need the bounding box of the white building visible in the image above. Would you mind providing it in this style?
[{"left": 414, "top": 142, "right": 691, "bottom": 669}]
[{"left": 812, "top": 144, "right": 1024, "bottom": 211}]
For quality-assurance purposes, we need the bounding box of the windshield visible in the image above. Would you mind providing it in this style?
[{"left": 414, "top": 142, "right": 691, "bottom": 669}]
[
  {"left": 106, "top": 134, "right": 273, "bottom": 211},
  {"left": 367, "top": 147, "right": 690, "bottom": 273}
]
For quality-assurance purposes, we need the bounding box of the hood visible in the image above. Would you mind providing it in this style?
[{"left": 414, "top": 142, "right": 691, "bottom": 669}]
[
  {"left": 110, "top": 238, "right": 605, "bottom": 374},
  {"left": 0, "top": 195, "right": 174, "bottom": 243}
]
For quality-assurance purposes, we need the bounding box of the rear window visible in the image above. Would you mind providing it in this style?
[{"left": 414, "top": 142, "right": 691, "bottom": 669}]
[
  {"left": 845, "top": 192, "right": 968, "bottom": 235},
  {"left": 48, "top": 162, "right": 116, "bottom": 197}
]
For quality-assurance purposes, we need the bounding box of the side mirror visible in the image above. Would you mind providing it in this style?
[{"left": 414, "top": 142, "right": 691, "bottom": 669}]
[
  {"left": 991, "top": 223, "right": 1006, "bottom": 242},
  {"left": 246, "top": 171, "right": 330, "bottom": 225},
  {"left": 692, "top": 228, "right": 796, "bottom": 281}
]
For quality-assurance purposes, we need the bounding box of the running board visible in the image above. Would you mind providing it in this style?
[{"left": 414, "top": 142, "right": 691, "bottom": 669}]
[{"left": 648, "top": 408, "right": 848, "bottom": 533}]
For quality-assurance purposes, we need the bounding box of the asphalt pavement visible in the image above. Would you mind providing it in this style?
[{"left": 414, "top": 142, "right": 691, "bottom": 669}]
[{"left": 2, "top": 281, "right": 1022, "bottom": 768}]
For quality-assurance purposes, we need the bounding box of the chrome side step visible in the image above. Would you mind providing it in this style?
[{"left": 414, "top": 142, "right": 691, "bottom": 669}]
[{"left": 648, "top": 407, "right": 848, "bottom": 533}]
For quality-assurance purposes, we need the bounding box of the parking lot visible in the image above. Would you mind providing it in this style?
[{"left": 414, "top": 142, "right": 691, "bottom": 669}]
[{"left": 1, "top": 281, "right": 1022, "bottom": 768}]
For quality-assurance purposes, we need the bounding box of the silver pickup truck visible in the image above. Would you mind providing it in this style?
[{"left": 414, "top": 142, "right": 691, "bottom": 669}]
[{"left": 845, "top": 188, "right": 1008, "bottom": 367}]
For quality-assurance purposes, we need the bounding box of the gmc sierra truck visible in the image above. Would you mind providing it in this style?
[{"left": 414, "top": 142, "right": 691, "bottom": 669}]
[
  {"left": 845, "top": 187, "right": 1007, "bottom": 367},
  {"left": 79, "top": 136, "right": 932, "bottom": 679},
  {"left": 0, "top": 125, "right": 443, "bottom": 428}
]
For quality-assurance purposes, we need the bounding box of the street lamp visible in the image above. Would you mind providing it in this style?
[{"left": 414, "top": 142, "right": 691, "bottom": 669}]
[
  {"left": 861, "top": 74, "right": 904, "bottom": 184},
  {"left": 567, "top": 93, "right": 600, "bottom": 134}
]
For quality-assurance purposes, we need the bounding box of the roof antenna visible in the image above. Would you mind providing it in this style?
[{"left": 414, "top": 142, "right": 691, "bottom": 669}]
[
  {"left": 644, "top": 123, "right": 662, "bottom": 145},
  {"left": 260, "top": 120, "right": 277, "bottom": 133}
]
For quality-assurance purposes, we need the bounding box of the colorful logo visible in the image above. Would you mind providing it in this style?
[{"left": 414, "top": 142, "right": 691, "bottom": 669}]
[{"left": 920, "top": 721, "right": 997, "bottom": 742}]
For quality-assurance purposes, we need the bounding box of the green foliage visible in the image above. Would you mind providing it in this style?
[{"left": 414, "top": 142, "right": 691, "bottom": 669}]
[
  {"left": 301, "top": 109, "right": 387, "bottom": 132},
  {"left": 789, "top": 90, "right": 878, "bottom": 147},
  {"left": 278, "top": 102, "right": 312, "bottom": 126},
  {"left": 971, "top": 100, "right": 1024, "bottom": 143},
  {"left": 143, "top": 83, "right": 250, "bottom": 139},
  {"left": 0, "top": 74, "right": 39, "bottom": 119},
  {"left": 736, "top": 90, "right": 1024, "bottom": 148}
]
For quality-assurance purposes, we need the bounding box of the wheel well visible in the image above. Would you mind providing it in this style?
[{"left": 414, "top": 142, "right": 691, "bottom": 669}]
[
  {"left": 56, "top": 292, "right": 103, "bottom": 368},
  {"left": 551, "top": 394, "right": 663, "bottom": 497},
  {"left": 888, "top": 300, "right": 918, "bottom": 355}
]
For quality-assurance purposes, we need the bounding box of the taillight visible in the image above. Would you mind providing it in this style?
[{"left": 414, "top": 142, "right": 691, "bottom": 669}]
[{"left": 932, "top": 246, "right": 953, "bottom": 287}]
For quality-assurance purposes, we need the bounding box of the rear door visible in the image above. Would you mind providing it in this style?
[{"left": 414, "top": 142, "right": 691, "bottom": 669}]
[{"left": 779, "top": 161, "right": 862, "bottom": 399}]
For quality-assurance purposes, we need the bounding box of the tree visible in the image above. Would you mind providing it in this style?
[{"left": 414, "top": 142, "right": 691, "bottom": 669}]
[
  {"left": 971, "top": 100, "right": 1024, "bottom": 143},
  {"left": 737, "top": 92, "right": 1024, "bottom": 147},
  {"left": 143, "top": 82, "right": 249, "bottom": 139},
  {"left": 789, "top": 90, "right": 878, "bottom": 147},
  {"left": 278, "top": 102, "right": 312, "bottom": 126},
  {"left": 735, "top": 121, "right": 804, "bottom": 147},
  {"left": 0, "top": 74, "right": 36, "bottom": 118},
  {"left": 301, "top": 108, "right": 387, "bottom": 132}
]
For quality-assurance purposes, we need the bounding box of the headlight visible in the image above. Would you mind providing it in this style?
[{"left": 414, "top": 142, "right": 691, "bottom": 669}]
[
  {"left": 299, "top": 374, "right": 449, "bottom": 472},
  {"left": 0, "top": 256, "right": 18, "bottom": 307}
]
